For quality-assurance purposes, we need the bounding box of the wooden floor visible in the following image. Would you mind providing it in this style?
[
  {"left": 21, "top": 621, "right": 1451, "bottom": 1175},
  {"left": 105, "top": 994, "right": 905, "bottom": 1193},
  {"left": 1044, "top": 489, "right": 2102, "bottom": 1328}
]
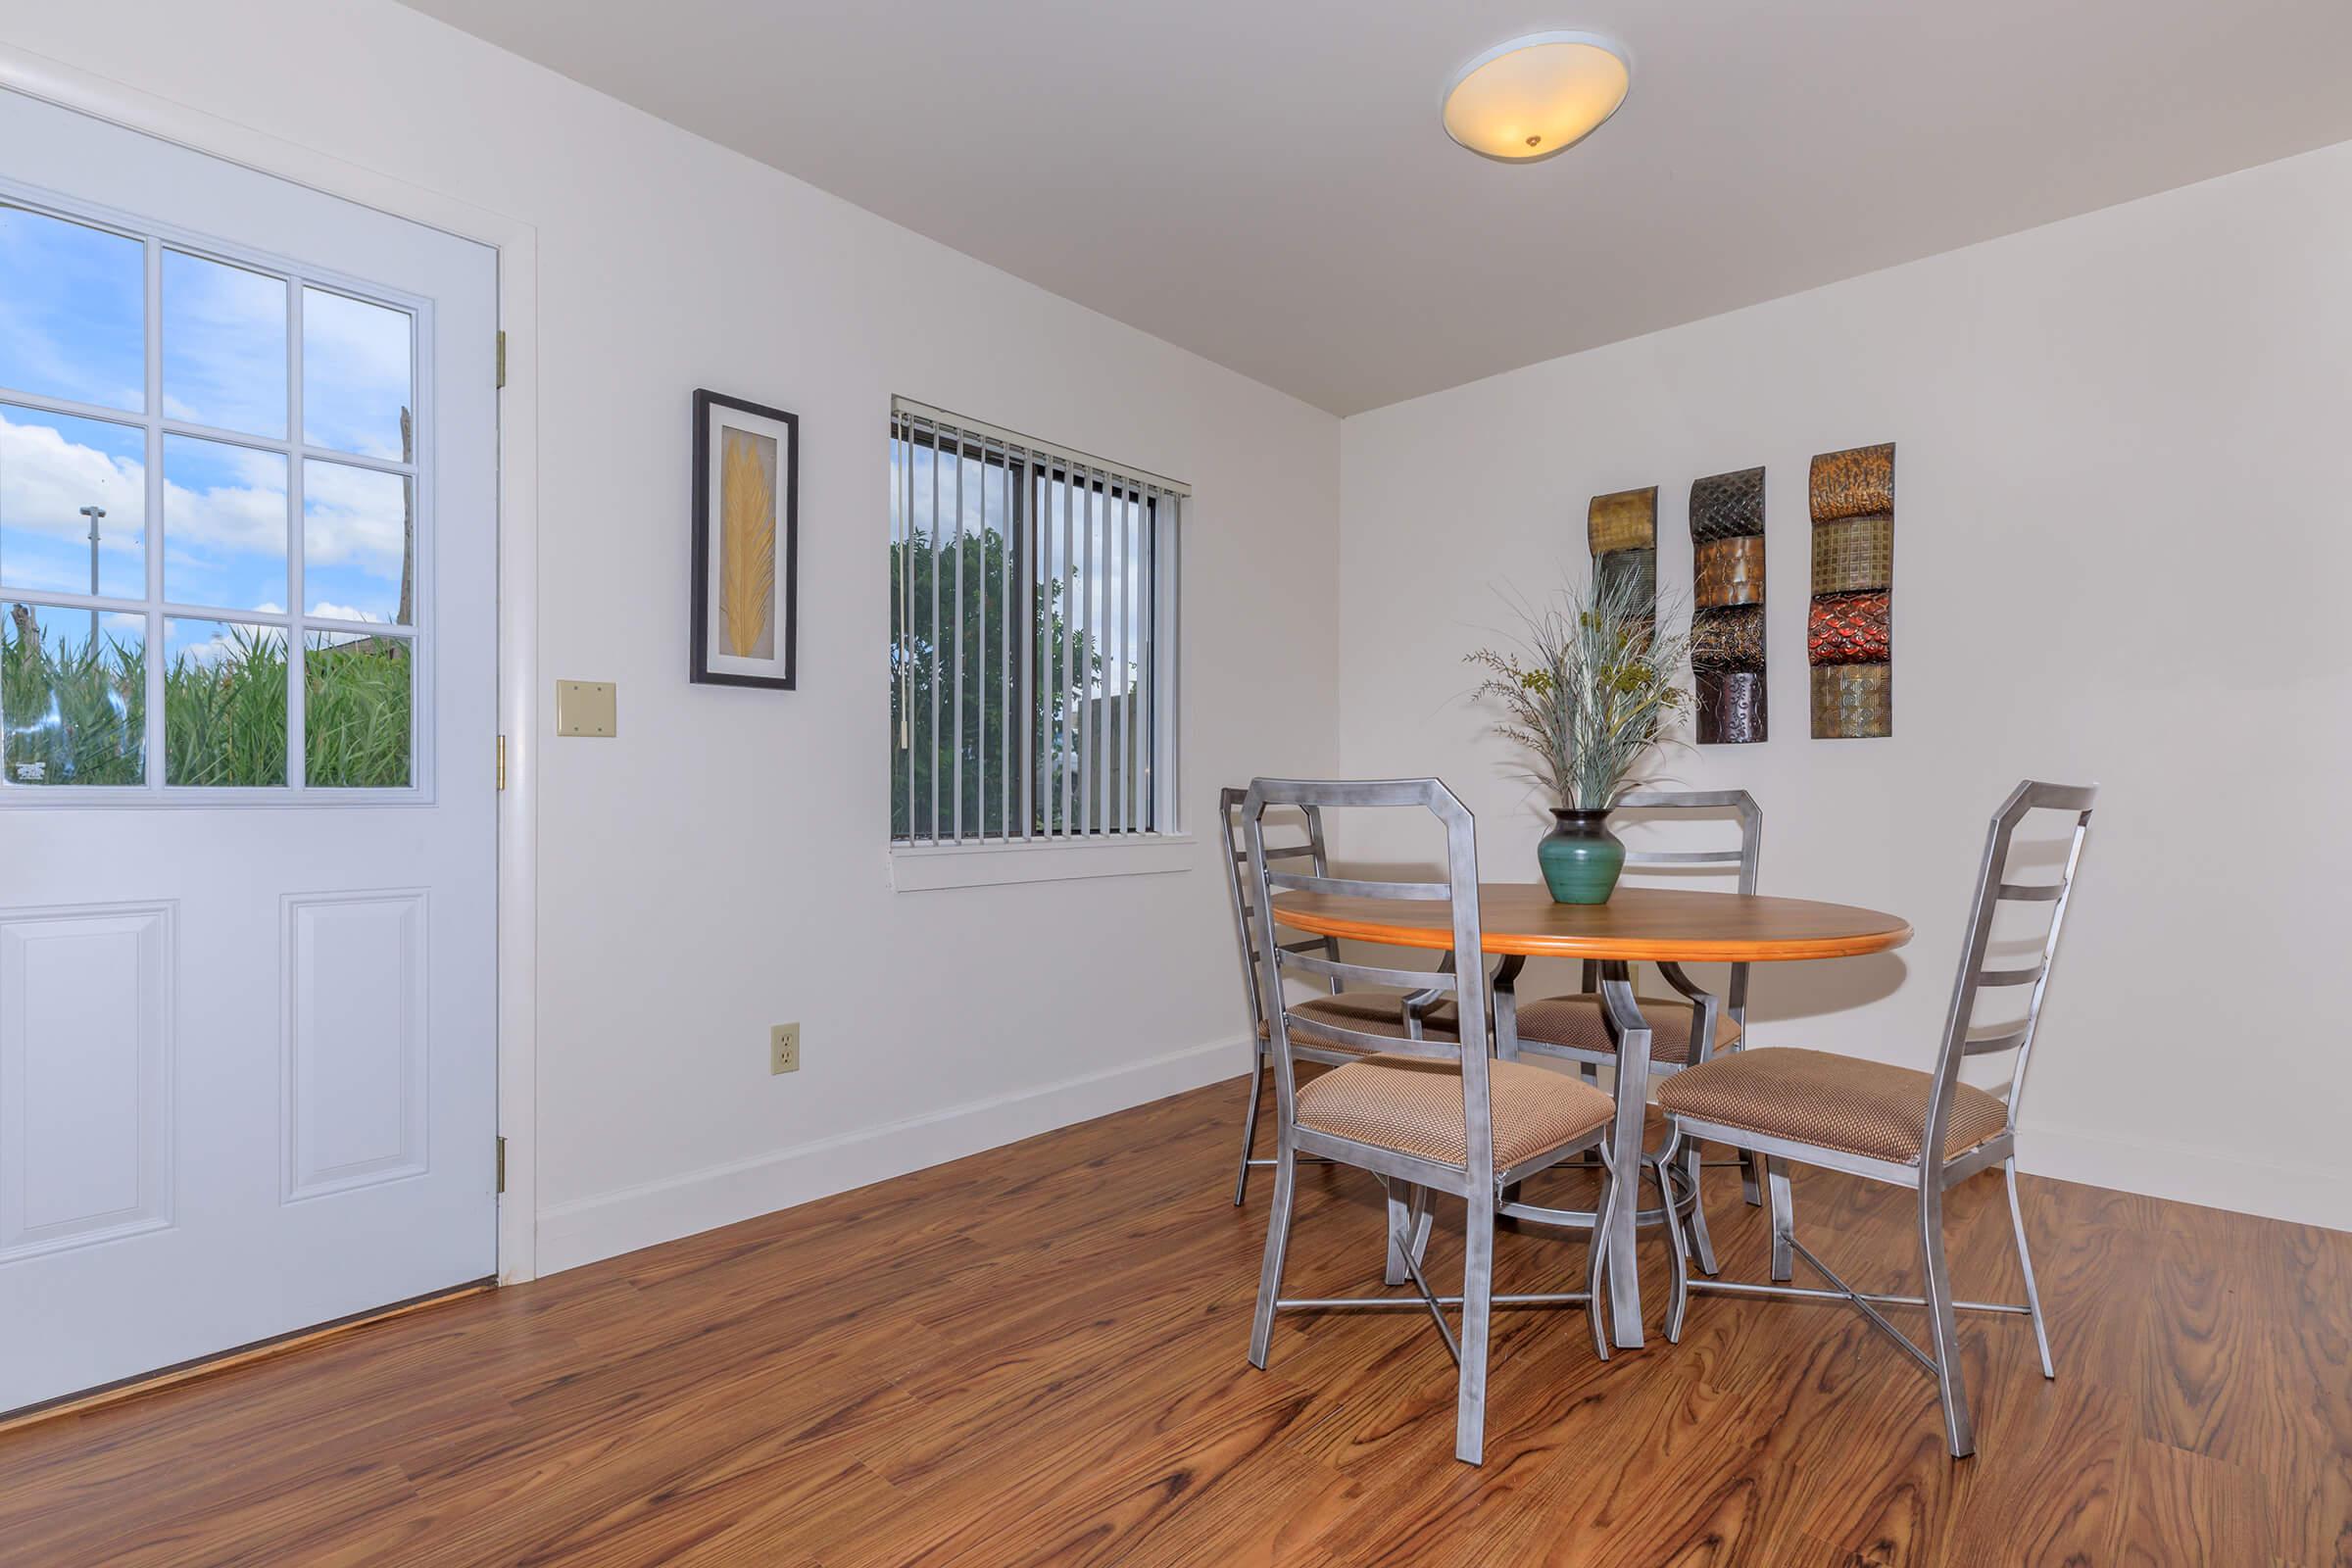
[{"left": 3, "top": 1078, "right": 2346, "bottom": 1567}]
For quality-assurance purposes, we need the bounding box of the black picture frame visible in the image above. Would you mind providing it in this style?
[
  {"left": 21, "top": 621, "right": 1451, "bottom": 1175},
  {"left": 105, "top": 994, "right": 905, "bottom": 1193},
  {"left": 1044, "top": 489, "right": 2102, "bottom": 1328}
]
[{"left": 691, "top": 388, "right": 800, "bottom": 690}]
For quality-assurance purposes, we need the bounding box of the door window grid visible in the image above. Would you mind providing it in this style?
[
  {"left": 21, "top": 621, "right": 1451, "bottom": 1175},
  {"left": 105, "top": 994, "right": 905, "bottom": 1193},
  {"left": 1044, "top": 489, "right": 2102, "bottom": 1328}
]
[{"left": 0, "top": 192, "right": 427, "bottom": 798}]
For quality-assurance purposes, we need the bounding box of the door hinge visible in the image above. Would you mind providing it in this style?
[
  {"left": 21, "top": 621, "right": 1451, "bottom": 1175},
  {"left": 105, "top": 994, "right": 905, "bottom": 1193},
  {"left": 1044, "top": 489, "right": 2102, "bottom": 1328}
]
[
  {"left": 495, "top": 330, "right": 507, "bottom": 389},
  {"left": 496, "top": 1136, "right": 508, "bottom": 1195},
  {"left": 497, "top": 734, "right": 508, "bottom": 791}
]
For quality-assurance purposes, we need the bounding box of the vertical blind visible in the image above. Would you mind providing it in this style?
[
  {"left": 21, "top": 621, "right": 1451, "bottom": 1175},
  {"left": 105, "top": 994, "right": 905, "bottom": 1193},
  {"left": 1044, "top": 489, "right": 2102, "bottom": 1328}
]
[{"left": 890, "top": 399, "right": 1185, "bottom": 846}]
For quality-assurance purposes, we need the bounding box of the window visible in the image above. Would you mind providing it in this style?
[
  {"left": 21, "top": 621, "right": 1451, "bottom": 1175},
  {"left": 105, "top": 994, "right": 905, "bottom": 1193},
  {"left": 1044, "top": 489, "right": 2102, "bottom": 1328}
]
[
  {"left": 890, "top": 399, "right": 1181, "bottom": 848},
  {"left": 0, "top": 196, "right": 423, "bottom": 797}
]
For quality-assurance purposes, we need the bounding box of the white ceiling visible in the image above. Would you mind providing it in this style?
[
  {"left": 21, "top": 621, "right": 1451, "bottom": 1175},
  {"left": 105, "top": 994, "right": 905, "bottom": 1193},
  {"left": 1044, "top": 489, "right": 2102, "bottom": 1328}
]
[{"left": 402, "top": 0, "right": 2352, "bottom": 416}]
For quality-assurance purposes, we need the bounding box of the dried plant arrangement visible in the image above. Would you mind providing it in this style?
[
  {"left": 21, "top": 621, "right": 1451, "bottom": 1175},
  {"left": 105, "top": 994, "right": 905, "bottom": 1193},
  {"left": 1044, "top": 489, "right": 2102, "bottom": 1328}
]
[{"left": 1466, "top": 564, "right": 1692, "bottom": 812}]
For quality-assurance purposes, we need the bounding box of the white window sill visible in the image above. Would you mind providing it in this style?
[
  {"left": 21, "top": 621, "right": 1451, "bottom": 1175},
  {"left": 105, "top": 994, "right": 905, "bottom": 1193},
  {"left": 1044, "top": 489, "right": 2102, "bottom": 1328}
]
[{"left": 889, "top": 834, "right": 1197, "bottom": 892}]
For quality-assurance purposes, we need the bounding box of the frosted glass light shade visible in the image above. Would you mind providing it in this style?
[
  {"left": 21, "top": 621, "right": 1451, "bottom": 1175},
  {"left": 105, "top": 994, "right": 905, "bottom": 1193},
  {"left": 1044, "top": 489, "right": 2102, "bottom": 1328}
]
[{"left": 1443, "top": 33, "right": 1631, "bottom": 163}]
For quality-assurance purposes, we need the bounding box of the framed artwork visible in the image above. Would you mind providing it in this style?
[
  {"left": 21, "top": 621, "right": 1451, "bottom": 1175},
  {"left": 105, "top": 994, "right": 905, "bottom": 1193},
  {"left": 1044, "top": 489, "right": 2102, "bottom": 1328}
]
[{"left": 691, "top": 389, "right": 799, "bottom": 689}]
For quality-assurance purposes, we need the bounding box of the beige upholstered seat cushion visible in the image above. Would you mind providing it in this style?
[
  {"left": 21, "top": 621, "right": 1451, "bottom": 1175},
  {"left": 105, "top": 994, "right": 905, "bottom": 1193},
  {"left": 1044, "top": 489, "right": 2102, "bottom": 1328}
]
[
  {"left": 1513, "top": 993, "right": 1740, "bottom": 1066},
  {"left": 1655, "top": 1047, "right": 2009, "bottom": 1165},
  {"left": 1295, "top": 1055, "right": 1613, "bottom": 1169},
  {"left": 1258, "top": 990, "right": 1459, "bottom": 1047}
]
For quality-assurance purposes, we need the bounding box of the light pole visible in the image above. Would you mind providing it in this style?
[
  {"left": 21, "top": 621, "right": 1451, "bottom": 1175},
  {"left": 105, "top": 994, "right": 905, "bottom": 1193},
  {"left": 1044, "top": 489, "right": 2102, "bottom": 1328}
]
[{"left": 79, "top": 505, "right": 105, "bottom": 648}]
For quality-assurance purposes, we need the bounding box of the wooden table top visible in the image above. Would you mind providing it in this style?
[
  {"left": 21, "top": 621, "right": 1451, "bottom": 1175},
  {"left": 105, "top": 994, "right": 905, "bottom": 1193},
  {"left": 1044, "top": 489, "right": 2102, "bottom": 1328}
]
[{"left": 1271, "top": 883, "right": 1912, "bottom": 963}]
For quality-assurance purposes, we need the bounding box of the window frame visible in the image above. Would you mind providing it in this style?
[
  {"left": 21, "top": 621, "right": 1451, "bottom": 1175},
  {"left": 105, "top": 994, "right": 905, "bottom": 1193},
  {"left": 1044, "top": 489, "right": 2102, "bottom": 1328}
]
[
  {"left": 887, "top": 399, "right": 1186, "bottom": 887},
  {"left": 0, "top": 178, "right": 436, "bottom": 808}
]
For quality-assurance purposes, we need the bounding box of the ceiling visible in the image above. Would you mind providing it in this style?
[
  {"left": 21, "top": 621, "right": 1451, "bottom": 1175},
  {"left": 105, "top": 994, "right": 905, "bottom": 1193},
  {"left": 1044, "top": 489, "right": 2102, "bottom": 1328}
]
[{"left": 402, "top": 0, "right": 2352, "bottom": 416}]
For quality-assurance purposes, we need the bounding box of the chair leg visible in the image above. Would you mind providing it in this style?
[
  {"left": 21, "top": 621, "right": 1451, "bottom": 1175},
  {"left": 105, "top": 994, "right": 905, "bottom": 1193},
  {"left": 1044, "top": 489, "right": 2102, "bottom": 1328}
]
[
  {"left": 1767, "top": 1156, "right": 1795, "bottom": 1282},
  {"left": 1249, "top": 1140, "right": 1298, "bottom": 1370},
  {"left": 1681, "top": 1138, "right": 1719, "bottom": 1276},
  {"left": 2005, "top": 1158, "right": 2055, "bottom": 1380},
  {"left": 1383, "top": 1181, "right": 1432, "bottom": 1287},
  {"left": 1232, "top": 1048, "right": 1266, "bottom": 1207},
  {"left": 1739, "top": 1149, "right": 1762, "bottom": 1207},
  {"left": 1585, "top": 1153, "right": 1615, "bottom": 1363},
  {"left": 1919, "top": 1178, "right": 1976, "bottom": 1457},
  {"left": 1653, "top": 1137, "right": 1690, "bottom": 1343},
  {"left": 1580, "top": 1063, "right": 1602, "bottom": 1165},
  {"left": 1455, "top": 1186, "right": 1495, "bottom": 1465}
]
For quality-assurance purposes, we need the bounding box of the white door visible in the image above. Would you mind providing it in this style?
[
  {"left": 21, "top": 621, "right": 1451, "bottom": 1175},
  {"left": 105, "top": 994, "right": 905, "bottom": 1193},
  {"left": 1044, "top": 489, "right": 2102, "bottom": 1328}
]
[{"left": 0, "top": 90, "right": 500, "bottom": 1412}]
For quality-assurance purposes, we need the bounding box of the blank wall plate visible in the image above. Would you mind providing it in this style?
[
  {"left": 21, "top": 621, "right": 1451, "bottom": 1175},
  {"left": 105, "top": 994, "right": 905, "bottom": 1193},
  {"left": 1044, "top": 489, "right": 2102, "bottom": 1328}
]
[
  {"left": 556, "top": 680, "right": 616, "bottom": 737},
  {"left": 770, "top": 1023, "right": 801, "bottom": 1075}
]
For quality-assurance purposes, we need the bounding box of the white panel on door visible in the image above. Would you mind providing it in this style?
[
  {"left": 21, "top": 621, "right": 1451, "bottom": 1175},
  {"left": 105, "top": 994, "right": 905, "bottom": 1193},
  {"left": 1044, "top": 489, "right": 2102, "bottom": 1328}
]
[
  {"left": 0, "top": 905, "right": 172, "bottom": 1261},
  {"left": 282, "top": 891, "right": 427, "bottom": 1200}
]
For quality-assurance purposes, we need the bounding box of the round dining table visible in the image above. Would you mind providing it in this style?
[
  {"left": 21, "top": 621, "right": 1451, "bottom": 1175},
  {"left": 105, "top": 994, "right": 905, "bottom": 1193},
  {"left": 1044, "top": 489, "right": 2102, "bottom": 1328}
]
[{"left": 1270, "top": 883, "right": 1912, "bottom": 1347}]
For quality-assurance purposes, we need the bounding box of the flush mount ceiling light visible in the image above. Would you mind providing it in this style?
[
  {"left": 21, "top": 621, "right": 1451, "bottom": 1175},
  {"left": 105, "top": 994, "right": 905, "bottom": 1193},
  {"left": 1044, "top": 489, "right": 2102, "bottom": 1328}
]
[{"left": 1442, "top": 31, "right": 1631, "bottom": 163}]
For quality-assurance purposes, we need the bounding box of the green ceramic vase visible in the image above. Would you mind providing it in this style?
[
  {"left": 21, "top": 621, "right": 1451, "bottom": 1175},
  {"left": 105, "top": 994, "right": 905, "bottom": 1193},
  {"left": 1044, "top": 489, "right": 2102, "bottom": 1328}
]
[{"left": 1538, "top": 808, "right": 1625, "bottom": 905}]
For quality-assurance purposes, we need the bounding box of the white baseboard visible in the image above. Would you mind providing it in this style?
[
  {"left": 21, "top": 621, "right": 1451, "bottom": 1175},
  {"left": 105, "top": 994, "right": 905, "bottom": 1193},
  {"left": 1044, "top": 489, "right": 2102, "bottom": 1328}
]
[
  {"left": 535, "top": 1034, "right": 1250, "bottom": 1276},
  {"left": 2016, "top": 1118, "right": 2350, "bottom": 1232}
]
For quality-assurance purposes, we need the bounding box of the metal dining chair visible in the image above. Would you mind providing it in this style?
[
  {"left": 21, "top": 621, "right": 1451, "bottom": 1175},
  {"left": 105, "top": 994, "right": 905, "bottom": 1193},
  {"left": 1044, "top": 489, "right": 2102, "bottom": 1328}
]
[
  {"left": 1506, "top": 788, "right": 1766, "bottom": 1273},
  {"left": 1222, "top": 786, "right": 1453, "bottom": 1208},
  {"left": 1241, "top": 777, "right": 1622, "bottom": 1466},
  {"left": 1652, "top": 780, "right": 2094, "bottom": 1457}
]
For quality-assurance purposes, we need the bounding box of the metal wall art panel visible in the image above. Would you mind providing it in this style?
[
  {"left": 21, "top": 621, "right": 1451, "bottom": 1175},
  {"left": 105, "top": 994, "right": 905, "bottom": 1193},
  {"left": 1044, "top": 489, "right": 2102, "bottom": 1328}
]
[
  {"left": 1811, "top": 514, "right": 1893, "bottom": 595},
  {"left": 1808, "top": 442, "right": 1894, "bottom": 522},
  {"left": 1593, "top": 543, "right": 1655, "bottom": 611},
  {"left": 1810, "top": 662, "right": 1892, "bottom": 739},
  {"left": 1807, "top": 590, "right": 1891, "bottom": 663},
  {"left": 1696, "top": 669, "right": 1768, "bottom": 744},
  {"left": 1693, "top": 536, "right": 1766, "bottom": 609},
  {"left": 1588, "top": 486, "right": 1658, "bottom": 557},
  {"left": 1690, "top": 603, "right": 1766, "bottom": 671},
  {"left": 1588, "top": 485, "right": 1658, "bottom": 623},
  {"left": 1689, "top": 466, "right": 1765, "bottom": 542},
  {"left": 1689, "top": 466, "right": 1766, "bottom": 743},
  {"left": 1808, "top": 443, "right": 1894, "bottom": 737}
]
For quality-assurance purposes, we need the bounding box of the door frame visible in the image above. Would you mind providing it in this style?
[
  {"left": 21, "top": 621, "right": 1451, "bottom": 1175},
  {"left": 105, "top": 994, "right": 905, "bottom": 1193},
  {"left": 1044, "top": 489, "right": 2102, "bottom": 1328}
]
[{"left": 0, "top": 47, "right": 545, "bottom": 1282}]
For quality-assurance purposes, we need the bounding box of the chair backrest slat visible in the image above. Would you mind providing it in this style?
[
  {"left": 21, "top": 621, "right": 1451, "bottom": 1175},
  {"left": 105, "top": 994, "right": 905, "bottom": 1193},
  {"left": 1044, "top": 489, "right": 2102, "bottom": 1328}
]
[
  {"left": 1264, "top": 870, "right": 1451, "bottom": 901},
  {"left": 1220, "top": 787, "right": 1343, "bottom": 1046},
  {"left": 1241, "top": 777, "right": 1495, "bottom": 1179},
  {"left": 1924, "top": 780, "right": 2096, "bottom": 1163},
  {"left": 1593, "top": 789, "right": 1763, "bottom": 1007},
  {"left": 1275, "top": 949, "right": 1461, "bottom": 995}
]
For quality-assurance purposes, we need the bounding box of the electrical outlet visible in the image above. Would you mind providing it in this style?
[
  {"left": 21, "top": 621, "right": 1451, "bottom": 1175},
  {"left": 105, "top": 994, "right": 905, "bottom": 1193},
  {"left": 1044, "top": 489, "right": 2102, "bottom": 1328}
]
[{"left": 769, "top": 1022, "right": 801, "bottom": 1075}]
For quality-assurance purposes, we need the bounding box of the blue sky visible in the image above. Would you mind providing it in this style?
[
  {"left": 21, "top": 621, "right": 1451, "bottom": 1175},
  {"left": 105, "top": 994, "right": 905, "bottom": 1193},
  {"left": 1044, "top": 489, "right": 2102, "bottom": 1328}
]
[{"left": 1, "top": 202, "right": 416, "bottom": 633}]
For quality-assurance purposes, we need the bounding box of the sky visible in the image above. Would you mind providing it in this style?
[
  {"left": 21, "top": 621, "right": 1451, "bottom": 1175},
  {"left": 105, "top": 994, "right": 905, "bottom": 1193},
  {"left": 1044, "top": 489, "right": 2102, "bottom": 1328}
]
[
  {"left": 897, "top": 437, "right": 1150, "bottom": 700},
  {"left": 0, "top": 201, "right": 416, "bottom": 640}
]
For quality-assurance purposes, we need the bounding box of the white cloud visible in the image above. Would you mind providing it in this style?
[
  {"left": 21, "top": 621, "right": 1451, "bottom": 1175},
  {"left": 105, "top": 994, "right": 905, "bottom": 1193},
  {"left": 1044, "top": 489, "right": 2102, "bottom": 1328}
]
[
  {"left": 3, "top": 412, "right": 408, "bottom": 607},
  {"left": 300, "top": 461, "right": 407, "bottom": 574},
  {"left": 0, "top": 414, "right": 144, "bottom": 547},
  {"left": 306, "top": 600, "right": 382, "bottom": 624}
]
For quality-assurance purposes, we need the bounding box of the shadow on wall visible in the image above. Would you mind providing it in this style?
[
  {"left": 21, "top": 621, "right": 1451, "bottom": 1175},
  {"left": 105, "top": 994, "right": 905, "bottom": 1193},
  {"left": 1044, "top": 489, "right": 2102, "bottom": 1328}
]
[{"left": 1744, "top": 953, "right": 1908, "bottom": 1025}]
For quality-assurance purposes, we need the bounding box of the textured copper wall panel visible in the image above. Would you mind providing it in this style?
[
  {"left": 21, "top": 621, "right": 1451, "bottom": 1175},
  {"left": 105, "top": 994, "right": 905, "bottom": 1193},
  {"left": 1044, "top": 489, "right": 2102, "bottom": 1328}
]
[
  {"left": 1690, "top": 466, "right": 1766, "bottom": 744},
  {"left": 1809, "top": 443, "right": 1895, "bottom": 522},
  {"left": 1694, "top": 536, "right": 1767, "bottom": 610},
  {"left": 1808, "top": 443, "right": 1894, "bottom": 737}
]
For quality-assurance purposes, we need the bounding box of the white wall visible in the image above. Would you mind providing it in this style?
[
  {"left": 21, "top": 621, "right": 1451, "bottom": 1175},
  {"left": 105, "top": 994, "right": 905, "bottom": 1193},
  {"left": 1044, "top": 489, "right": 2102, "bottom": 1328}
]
[
  {"left": 0, "top": 0, "right": 1342, "bottom": 1270},
  {"left": 1338, "top": 141, "right": 2352, "bottom": 1230}
]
